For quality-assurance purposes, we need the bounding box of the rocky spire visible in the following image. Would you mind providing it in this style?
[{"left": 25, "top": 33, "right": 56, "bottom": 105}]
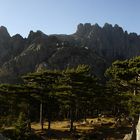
[
  {"left": 76, "top": 23, "right": 92, "bottom": 36},
  {"left": 0, "top": 26, "right": 10, "bottom": 39}
]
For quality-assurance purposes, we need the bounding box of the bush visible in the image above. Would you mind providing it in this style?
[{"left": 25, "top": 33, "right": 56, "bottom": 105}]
[{"left": 14, "top": 112, "right": 30, "bottom": 140}]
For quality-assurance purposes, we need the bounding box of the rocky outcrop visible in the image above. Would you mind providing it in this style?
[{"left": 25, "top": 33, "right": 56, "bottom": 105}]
[
  {"left": 74, "top": 23, "right": 140, "bottom": 63},
  {"left": 0, "top": 26, "right": 11, "bottom": 66},
  {"left": 0, "top": 26, "right": 10, "bottom": 39},
  {"left": 0, "top": 23, "right": 140, "bottom": 83}
]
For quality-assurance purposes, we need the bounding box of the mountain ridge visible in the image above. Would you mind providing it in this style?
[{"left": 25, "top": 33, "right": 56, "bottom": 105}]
[{"left": 0, "top": 23, "right": 140, "bottom": 83}]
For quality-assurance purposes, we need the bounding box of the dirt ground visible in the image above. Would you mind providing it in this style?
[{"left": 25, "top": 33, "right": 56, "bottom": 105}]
[{"left": 31, "top": 117, "right": 132, "bottom": 140}]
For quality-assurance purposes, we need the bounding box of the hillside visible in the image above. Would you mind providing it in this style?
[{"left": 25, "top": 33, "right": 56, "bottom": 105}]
[{"left": 0, "top": 23, "right": 140, "bottom": 83}]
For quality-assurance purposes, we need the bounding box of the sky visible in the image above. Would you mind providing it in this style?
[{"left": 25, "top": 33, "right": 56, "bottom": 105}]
[{"left": 0, "top": 0, "right": 140, "bottom": 37}]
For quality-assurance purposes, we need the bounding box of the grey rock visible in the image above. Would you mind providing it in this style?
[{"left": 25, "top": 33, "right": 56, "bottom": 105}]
[{"left": 0, "top": 23, "right": 140, "bottom": 83}]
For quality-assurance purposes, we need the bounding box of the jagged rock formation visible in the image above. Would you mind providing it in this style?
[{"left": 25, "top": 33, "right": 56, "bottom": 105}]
[
  {"left": 75, "top": 23, "right": 140, "bottom": 62},
  {"left": 0, "top": 23, "right": 140, "bottom": 83}
]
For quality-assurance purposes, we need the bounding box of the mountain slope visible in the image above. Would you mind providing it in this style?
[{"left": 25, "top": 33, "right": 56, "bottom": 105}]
[{"left": 0, "top": 23, "right": 140, "bottom": 83}]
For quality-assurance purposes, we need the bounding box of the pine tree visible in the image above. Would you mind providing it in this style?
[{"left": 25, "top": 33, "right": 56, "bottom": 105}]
[
  {"left": 105, "top": 56, "right": 140, "bottom": 139},
  {"left": 22, "top": 69, "right": 61, "bottom": 131},
  {"left": 57, "top": 65, "right": 98, "bottom": 131}
]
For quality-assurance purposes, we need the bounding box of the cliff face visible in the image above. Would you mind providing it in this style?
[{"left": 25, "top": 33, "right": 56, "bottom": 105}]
[
  {"left": 0, "top": 23, "right": 140, "bottom": 83},
  {"left": 75, "top": 23, "right": 140, "bottom": 62}
]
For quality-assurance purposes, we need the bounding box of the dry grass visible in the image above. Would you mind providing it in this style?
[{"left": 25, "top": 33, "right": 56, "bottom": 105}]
[
  {"left": 2, "top": 117, "right": 131, "bottom": 139},
  {"left": 32, "top": 117, "right": 115, "bottom": 131},
  {"left": 31, "top": 117, "right": 132, "bottom": 139}
]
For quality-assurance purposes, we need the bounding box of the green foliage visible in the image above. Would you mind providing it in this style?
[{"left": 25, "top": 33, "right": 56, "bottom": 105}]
[
  {"left": 106, "top": 56, "right": 140, "bottom": 82},
  {"left": 14, "top": 112, "right": 31, "bottom": 140},
  {"left": 105, "top": 56, "right": 140, "bottom": 117}
]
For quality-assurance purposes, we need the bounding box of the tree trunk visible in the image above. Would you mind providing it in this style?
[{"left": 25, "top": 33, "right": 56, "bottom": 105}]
[
  {"left": 27, "top": 93, "right": 31, "bottom": 131},
  {"left": 70, "top": 107, "right": 74, "bottom": 132},
  {"left": 48, "top": 119, "right": 51, "bottom": 130},
  {"left": 27, "top": 104, "right": 31, "bottom": 131},
  {"left": 84, "top": 108, "right": 87, "bottom": 122},
  {"left": 47, "top": 107, "right": 51, "bottom": 130},
  {"left": 134, "top": 87, "right": 137, "bottom": 95},
  {"left": 70, "top": 117, "right": 74, "bottom": 132},
  {"left": 132, "top": 117, "right": 136, "bottom": 140},
  {"left": 40, "top": 100, "right": 43, "bottom": 130},
  {"left": 132, "top": 78, "right": 138, "bottom": 139}
]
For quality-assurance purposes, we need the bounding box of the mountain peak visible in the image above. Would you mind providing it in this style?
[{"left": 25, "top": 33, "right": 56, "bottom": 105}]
[
  {"left": 0, "top": 26, "right": 7, "bottom": 31},
  {"left": 27, "top": 30, "right": 47, "bottom": 42},
  {"left": 0, "top": 26, "right": 10, "bottom": 39},
  {"left": 76, "top": 23, "right": 92, "bottom": 36}
]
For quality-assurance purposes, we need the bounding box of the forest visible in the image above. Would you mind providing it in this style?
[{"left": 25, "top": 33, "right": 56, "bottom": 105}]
[{"left": 0, "top": 56, "right": 140, "bottom": 140}]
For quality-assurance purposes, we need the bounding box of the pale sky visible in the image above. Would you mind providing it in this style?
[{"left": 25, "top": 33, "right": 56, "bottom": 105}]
[{"left": 0, "top": 0, "right": 139, "bottom": 37}]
